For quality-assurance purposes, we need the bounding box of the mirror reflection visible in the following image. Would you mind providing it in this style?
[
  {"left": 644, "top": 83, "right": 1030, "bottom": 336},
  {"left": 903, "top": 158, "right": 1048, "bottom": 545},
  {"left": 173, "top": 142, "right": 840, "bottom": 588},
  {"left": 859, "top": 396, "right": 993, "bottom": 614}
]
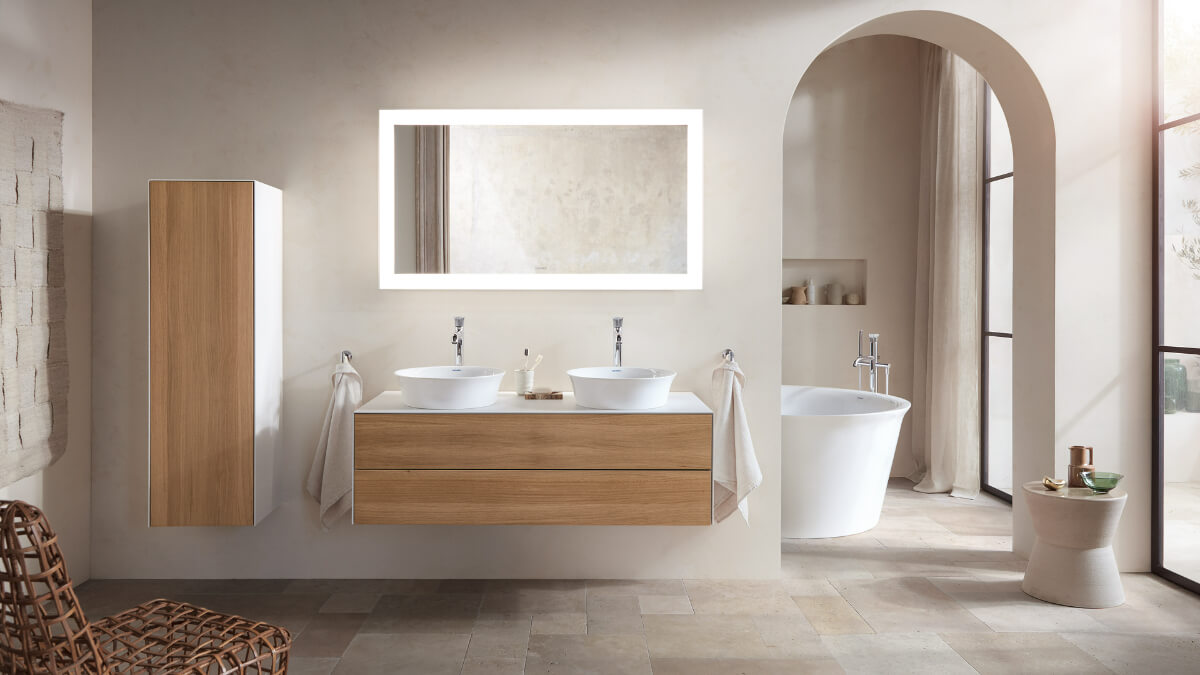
[
  {"left": 378, "top": 110, "right": 701, "bottom": 289},
  {"left": 394, "top": 124, "right": 687, "bottom": 275}
]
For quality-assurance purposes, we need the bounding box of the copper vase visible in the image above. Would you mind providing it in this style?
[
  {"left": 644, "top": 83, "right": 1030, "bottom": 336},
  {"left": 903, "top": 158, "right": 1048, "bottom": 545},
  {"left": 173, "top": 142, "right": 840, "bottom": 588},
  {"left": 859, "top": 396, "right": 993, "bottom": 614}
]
[{"left": 1068, "top": 445, "right": 1094, "bottom": 488}]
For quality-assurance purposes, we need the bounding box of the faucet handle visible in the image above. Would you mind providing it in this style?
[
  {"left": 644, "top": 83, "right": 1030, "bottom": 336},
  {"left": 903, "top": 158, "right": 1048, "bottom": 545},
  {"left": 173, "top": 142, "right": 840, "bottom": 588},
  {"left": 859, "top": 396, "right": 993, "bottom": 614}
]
[
  {"left": 613, "top": 316, "right": 623, "bottom": 330},
  {"left": 454, "top": 316, "right": 465, "bottom": 328},
  {"left": 857, "top": 330, "right": 865, "bottom": 357}
]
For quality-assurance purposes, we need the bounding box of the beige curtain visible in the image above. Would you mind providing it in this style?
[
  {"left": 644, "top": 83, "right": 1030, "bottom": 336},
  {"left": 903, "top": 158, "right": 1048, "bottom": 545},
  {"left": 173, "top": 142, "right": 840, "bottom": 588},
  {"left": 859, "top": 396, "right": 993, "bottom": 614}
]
[{"left": 909, "top": 45, "right": 982, "bottom": 499}]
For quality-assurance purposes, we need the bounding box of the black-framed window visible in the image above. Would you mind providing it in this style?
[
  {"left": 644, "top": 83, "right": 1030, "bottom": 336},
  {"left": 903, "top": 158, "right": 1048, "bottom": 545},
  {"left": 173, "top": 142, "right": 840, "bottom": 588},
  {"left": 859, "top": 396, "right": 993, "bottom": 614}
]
[
  {"left": 981, "top": 85, "right": 1014, "bottom": 503},
  {"left": 1153, "top": 0, "right": 1200, "bottom": 594}
]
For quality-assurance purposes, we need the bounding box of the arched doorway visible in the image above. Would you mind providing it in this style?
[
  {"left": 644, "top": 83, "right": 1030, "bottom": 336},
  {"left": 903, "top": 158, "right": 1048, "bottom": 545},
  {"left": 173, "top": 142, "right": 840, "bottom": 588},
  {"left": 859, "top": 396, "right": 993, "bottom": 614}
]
[{"left": 783, "top": 11, "right": 1055, "bottom": 556}]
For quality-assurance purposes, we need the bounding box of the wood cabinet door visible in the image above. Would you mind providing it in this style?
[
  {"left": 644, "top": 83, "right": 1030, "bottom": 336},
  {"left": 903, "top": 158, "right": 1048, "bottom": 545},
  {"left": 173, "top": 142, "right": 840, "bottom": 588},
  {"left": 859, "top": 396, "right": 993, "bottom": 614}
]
[{"left": 149, "top": 181, "right": 255, "bottom": 526}]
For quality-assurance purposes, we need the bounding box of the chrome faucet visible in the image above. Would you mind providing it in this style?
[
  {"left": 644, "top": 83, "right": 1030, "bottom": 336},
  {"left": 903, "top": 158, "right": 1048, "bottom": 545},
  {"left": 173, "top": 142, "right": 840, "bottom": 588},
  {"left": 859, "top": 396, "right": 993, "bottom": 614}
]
[
  {"left": 852, "top": 330, "right": 890, "bottom": 394},
  {"left": 451, "top": 316, "right": 465, "bottom": 366},
  {"left": 612, "top": 317, "right": 624, "bottom": 367}
]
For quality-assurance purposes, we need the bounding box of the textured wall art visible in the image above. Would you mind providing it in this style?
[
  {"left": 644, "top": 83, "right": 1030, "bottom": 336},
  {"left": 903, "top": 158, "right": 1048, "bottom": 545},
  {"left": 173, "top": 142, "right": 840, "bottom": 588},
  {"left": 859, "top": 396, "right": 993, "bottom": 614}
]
[{"left": 0, "top": 99, "right": 68, "bottom": 488}]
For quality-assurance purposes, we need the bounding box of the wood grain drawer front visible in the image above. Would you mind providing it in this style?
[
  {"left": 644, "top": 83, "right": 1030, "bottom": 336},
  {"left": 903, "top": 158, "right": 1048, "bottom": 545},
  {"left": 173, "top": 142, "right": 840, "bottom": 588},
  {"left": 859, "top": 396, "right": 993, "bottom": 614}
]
[
  {"left": 354, "top": 414, "right": 712, "bottom": 470},
  {"left": 354, "top": 470, "right": 712, "bottom": 525}
]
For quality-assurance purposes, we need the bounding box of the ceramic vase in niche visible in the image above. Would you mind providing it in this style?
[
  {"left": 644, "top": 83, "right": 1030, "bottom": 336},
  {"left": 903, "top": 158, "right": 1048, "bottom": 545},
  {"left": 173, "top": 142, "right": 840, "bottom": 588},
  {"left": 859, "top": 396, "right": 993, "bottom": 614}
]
[
  {"left": 827, "top": 282, "right": 844, "bottom": 306},
  {"left": 1067, "top": 445, "right": 1094, "bottom": 489},
  {"left": 1165, "top": 359, "right": 1187, "bottom": 415},
  {"left": 808, "top": 279, "right": 822, "bottom": 305},
  {"left": 845, "top": 290, "right": 862, "bottom": 305},
  {"left": 789, "top": 285, "right": 808, "bottom": 305}
]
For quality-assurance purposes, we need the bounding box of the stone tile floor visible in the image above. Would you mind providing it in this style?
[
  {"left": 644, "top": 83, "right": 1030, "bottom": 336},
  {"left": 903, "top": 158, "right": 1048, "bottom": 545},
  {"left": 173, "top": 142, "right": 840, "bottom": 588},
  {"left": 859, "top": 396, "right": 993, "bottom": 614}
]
[{"left": 76, "top": 479, "right": 1200, "bottom": 674}]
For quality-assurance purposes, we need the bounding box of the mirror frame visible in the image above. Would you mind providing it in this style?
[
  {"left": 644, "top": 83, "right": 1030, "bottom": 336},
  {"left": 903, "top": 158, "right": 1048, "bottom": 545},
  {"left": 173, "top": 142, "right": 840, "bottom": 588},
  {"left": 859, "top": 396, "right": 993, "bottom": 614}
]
[{"left": 378, "top": 109, "right": 703, "bottom": 290}]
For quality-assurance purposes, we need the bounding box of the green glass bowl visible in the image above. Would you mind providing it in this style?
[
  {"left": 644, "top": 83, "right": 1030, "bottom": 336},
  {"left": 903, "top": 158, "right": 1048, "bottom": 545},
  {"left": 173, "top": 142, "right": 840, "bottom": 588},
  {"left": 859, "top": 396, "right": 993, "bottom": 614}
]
[{"left": 1081, "top": 471, "right": 1123, "bottom": 494}]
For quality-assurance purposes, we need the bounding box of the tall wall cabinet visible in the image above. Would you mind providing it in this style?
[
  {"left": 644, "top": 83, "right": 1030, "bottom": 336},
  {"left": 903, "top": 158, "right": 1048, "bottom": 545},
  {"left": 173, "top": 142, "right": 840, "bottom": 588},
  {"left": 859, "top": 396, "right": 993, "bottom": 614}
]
[{"left": 149, "top": 180, "right": 282, "bottom": 526}]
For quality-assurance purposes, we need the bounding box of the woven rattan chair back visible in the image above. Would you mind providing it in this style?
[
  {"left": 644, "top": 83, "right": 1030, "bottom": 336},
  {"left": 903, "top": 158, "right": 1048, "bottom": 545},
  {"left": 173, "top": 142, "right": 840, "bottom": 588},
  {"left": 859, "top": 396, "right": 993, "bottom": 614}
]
[{"left": 0, "top": 500, "right": 107, "bottom": 674}]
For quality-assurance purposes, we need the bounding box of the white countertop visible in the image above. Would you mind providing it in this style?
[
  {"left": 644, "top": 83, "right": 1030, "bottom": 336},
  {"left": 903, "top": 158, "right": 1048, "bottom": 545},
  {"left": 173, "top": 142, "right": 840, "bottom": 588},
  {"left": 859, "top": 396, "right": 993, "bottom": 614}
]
[{"left": 357, "top": 391, "right": 712, "bottom": 414}]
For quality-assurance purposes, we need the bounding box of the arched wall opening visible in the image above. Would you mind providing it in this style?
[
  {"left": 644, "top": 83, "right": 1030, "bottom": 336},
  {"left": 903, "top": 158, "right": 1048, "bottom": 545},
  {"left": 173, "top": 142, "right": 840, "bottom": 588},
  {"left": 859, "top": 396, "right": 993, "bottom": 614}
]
[{"left": 783, "top": 11, "right": 1055, "bottom": 556}]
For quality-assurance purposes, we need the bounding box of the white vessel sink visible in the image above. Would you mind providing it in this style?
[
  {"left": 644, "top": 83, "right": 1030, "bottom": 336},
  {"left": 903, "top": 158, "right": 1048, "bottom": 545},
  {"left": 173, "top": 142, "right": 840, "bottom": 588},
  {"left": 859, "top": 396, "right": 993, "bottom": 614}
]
[
  {"left": 567, "top": 367, "right": 676, "bottom": 410},
  {"left": 394, "top": 366, "right": 504, "bottom": 409}
]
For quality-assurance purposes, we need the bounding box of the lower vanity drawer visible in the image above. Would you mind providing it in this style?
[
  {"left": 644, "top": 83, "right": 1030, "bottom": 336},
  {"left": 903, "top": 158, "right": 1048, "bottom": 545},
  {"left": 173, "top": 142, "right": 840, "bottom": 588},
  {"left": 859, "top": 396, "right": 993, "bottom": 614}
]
[{"left": 354, "top": 469, "right": 712, "bottom": 525}]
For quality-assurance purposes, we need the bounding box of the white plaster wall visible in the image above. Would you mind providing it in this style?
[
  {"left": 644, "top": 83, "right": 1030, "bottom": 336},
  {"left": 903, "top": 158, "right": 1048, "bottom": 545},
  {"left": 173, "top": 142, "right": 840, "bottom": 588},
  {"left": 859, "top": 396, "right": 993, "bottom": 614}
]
[
  {"left": 781, "top": 35, "right": 922, "bottom": 478},
  {"left": 90, "top": 0, "right": 1151, "bottom": 578},
  {"left": 1040, "top": 0, "right": 1153, "bottom": 571},
  {"left": 0, "top": 0, "right": 92, "bottom": 580}
]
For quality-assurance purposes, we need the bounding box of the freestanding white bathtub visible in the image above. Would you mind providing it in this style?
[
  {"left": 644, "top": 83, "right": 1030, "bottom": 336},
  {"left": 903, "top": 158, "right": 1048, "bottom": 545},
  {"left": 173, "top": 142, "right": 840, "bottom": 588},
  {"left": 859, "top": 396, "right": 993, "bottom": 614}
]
[{"left": 781, "top": 385, "right": 911, "bottom": 538}]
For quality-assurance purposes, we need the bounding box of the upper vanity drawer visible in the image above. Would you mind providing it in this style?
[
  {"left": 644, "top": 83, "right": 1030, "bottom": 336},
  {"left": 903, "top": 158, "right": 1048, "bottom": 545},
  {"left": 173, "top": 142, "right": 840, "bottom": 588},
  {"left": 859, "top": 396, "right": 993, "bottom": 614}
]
[{"left": 354, "top": 413, "right": 712, "bottom": 470}]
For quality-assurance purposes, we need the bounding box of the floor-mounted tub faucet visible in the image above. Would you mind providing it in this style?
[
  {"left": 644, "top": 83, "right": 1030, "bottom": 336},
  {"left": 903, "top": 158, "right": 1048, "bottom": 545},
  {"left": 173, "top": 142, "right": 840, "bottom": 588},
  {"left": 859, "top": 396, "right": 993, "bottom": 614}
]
[
  {"left": 852, "top": 330, "right": 890, "bottom": 394},
  {"left": 613, "top": 317, "right": 624, "bottom": 367},
  {"left": 451, "top": 316, "right": 465, "bottom": 366}
]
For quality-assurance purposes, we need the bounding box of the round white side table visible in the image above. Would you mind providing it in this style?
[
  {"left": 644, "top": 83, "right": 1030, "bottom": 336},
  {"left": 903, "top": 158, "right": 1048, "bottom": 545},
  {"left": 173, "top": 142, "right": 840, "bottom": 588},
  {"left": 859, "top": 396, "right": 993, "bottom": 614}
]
[{"left": 1021, "top": 481, "right": 1126, "bottom": 608}]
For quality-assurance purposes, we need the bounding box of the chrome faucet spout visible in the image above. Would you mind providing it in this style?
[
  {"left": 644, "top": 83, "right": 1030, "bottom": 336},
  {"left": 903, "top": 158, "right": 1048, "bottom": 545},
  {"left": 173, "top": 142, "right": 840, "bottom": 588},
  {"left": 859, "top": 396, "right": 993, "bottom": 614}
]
[
  {"left": 451, "top": 316, "right": 465, "bottom": 366},
  {"left": 853, "top": 330, "right": 890, "bottom": 394},
  {"left": 612, "top": 317, "right": 624, "bottom": 367}
]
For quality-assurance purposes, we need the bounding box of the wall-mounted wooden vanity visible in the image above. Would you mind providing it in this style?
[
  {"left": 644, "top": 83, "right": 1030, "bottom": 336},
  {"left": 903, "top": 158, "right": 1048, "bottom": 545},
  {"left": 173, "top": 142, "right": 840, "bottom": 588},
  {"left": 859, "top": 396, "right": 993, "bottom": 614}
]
[{"left": 353, "top": 392, "right": 713, "bottom": 525}]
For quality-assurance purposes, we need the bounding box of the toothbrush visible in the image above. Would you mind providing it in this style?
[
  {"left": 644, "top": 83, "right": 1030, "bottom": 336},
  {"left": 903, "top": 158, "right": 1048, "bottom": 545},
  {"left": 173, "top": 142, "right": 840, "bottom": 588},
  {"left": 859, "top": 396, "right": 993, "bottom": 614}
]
[
  {"left": 529, "top": 354, "right": 544, "bottom": 370},
  {"left": 522, "top": 349, "right": 530, "bottom": 370}
]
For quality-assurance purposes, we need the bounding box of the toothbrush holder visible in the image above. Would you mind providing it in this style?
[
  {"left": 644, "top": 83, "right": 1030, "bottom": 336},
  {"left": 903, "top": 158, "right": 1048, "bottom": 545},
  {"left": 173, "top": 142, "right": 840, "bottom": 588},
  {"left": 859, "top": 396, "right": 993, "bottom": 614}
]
[{"left": 514, "top": 369, "right": 535, "bottom": 395}]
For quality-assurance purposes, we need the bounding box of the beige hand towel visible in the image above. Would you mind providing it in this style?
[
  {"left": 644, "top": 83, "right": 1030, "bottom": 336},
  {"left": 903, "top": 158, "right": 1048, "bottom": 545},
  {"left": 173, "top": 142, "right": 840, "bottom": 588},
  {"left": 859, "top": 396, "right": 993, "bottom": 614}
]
[
  {"left": 305, "top": 361, "right": 363, "bottom": 529},
  {"left": 712, "top": 357, "right": 762, "bottom": 523}
]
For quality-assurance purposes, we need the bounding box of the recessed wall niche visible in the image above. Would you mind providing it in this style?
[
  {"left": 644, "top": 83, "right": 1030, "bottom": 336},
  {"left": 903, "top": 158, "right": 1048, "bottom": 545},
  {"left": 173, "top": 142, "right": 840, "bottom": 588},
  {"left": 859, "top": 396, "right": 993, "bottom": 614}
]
[{"left": 781, "top": 258, "right": 867, "bottom": 306}]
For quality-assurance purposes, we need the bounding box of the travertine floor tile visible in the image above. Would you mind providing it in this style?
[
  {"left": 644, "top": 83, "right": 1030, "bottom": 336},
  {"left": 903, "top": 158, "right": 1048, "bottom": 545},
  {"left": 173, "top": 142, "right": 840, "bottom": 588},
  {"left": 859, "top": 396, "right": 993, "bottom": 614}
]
[
  {"left": 781, "top": 551, "right": 875, "bottom": 580},
  {"left": 359, "top": 593, "right": 481, "bottom": 634},
  {"left": 928, "top": 577, "right": 1107, "bottom": 632},
  {"left": 75, "top": 481, "right": 1200, "bottom": 674},
  {"left": 940, "top": 632, "right": 1112, "bottom": 674},
  {"left": 650, "top": 656, "right": 845, "bottom": 674},
  {"left": 460, "top": 656, "right": 525, "bottom": 675},
  {"left": 792, "top": 596, "right": 874, "bottom": 635},
  {"left": 638, "top": 594, "right": 693, "bottom": 615},
  {"left": 524, "top": 633, "right": 651, "bottom": 674},
  {"left": 822, "top": 633, "right": 976, "bottom": 674},
  {"left": 481, "top": 580, "right": 586, "bottom": 614},
  {"left": 585, "top": 594, "right": 644, "bottom": 635},
  {"left": 287, "top": 657, "right": 339, "bottom": 675},
  {"left": 466, "top": 616, "right": 531, "bottom": 660},
  {"left": 1084, "top": 573, "right": 1200, "bottom": 633},
  {"left": 1060, "top": 632, "right": 1200, "bottom": 675},
  {"left": 643, "top": 614, "right": 768, "bottom": 659},
  {"left": 925, "top": 504, "right": 1012, "bottom": 536},
  {"left": 531, "top": 612, "right": 587, "bottom": 634},
  {"left": 832, "top": 577, "right": 990, "bottom": 633},
  {"left": 291, "top": 613, "right": 368, "bottom": 658},
  {"left": 333, "top": 633, "right": 469, "bottom": 675},
  {"left": 684, "top": 579, "right": 802, "bottom": 615},
  {"left": 319, "top": 592, "right": 381, "bottom": 614},
  {"left": 780, "top": 578, "right": 840, "bottom": 597}
]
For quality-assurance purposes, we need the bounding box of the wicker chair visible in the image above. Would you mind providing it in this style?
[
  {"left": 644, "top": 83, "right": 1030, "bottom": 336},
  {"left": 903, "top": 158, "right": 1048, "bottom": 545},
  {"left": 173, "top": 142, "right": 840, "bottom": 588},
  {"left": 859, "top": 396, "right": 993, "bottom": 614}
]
[{"left": 0, "top": 500, "right": 291, "bottom": 674}]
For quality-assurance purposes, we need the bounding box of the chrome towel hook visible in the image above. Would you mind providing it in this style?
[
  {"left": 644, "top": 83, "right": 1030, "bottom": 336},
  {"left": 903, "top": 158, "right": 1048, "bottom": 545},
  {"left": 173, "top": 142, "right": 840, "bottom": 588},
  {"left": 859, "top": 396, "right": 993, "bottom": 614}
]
[
  {"left": 340, "top": 350, "right": 353, "bottom": 363},
  {"left": 721, "top": 348, "right": 735, "bottom": 362}
]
